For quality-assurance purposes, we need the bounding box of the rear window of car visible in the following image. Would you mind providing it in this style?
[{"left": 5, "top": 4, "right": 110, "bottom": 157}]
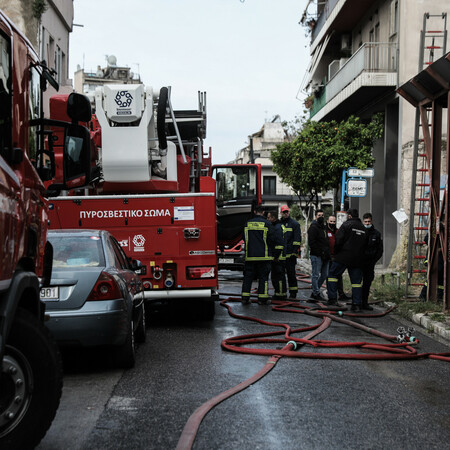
[{"left": 49, "top": 235, "right": 105, "bottom": 268}]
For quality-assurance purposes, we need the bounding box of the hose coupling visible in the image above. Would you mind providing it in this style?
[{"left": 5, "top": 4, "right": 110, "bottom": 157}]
[{"left": 287, "top": 340, "right": 297, "bottom": 350}]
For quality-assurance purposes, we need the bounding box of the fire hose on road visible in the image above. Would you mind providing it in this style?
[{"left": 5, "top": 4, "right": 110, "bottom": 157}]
[{"left": 176, "top": 293, "right": 450, "bottom": 449}]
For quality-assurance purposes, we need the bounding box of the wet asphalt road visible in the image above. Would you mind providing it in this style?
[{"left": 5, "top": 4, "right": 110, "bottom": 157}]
[{"left": 38, "top": 271, "right": 450, "bottom": 449}]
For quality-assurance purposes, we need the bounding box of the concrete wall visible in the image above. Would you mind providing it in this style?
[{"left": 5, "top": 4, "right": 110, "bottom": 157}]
[{"left": 0, "top": 0, "right": 39, "bottom": 47}]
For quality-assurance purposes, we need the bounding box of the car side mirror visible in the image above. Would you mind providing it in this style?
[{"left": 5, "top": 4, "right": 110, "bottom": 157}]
[{"left": 131, "top": 259, "right": 146, "bottom": 275}]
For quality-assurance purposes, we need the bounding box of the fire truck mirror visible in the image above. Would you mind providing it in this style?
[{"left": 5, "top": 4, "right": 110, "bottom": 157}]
[
  {"left": 63, "top": 124, "right": 92, "bottom": 188},
  {"left": 42, "top": 66, "right": 59, "bottom": 91},
  {"left": 67, "top": 92, "right": 92, "bottom": 123}
]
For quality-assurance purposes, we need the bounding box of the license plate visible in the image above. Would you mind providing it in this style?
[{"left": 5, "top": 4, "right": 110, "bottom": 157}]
[
  {"left": 219, "top": 258, "right": 234, "bottom": 264},
  {"left": 40, "top": 287, "right": 59, "bottom": 300}
]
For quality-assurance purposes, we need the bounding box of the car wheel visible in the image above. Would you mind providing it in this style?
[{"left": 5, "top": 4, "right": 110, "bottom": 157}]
[
  {"left": 135, "top": 302, "right": 146, "bottom": 343},
  {"left": 114, "top": 319, "right": 136, "bottom": 369},
  {"left": 0, "top": 308, "right": 63, "bottom": 449}
]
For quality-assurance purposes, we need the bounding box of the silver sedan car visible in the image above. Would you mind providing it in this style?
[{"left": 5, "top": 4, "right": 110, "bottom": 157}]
[{"left": 42, "top": 229, "right": 145, "bottom": 368}]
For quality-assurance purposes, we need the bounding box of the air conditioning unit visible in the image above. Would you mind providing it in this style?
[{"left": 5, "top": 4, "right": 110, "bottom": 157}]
[
  {"left": 341, "top": 34, "right": 351, "bottom": 51},
  {"left": 328, "top": 60, "right": 340, "bottom": 80}
]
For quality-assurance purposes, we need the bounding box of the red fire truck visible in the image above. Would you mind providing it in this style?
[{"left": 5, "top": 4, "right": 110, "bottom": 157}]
[
  {"left": 47, "top": 83, "right": 261, "bottom": 319},
  {"left": 0, "top": 10, "right": 92, "bottom": 448}
]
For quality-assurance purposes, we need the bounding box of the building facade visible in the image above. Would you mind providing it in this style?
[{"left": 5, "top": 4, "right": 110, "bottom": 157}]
[
  {"left": 231, "top": 118, "right": 332, "bottom": 217},
  {"left": 0, "top": 0, "right": 75, "bottom": 111},
  {"left": 73, "top": 56, "right": 141, "bottom": 106},
  {"left": 301, "top": 0, "right": 449, "bottom": 267}
]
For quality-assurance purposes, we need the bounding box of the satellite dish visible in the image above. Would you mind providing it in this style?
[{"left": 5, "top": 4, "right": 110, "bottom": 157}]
[{"left": 107, "top": 55, "right": 117, "bottom": 66}]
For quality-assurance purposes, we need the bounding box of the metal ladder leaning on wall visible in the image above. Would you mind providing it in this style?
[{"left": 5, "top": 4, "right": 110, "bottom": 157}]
[{"left": 405, "top": 12, "right": 447, "bottom": 299}]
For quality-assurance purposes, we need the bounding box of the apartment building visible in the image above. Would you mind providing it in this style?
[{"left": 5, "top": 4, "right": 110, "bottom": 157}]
[
  {"left": 0, "top": 0, "right": 75, "bottom": 111},
  {"left": 232, "top": 119, "right": 297, "bottom": 215},
  {"left": 73, "top": 55, "right": 142, "bottom": 106},
  {"left": 301, "top": 0, "right": 449, "bottom": 266},
  {"left": 231, "top": 118, "right": 332, "bottom": 216}
]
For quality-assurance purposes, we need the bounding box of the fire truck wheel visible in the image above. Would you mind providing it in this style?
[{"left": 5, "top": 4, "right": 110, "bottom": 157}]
[
  {"left": 114, "top": 318, "right": 136, "bottom": 369},
  {"left": 135, "top": 303, "right": 146, "bottom": 343},
  {"left": 0, "top": 308, "right": 62, "bottom": 449}
]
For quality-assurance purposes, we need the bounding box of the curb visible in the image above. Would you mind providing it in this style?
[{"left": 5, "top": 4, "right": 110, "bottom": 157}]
[
  {"left": 385, "top": 302, "right": 450, "bottom": 343},
  {"left": 410, "top": 312, "right": 450, "bottom": 341}
]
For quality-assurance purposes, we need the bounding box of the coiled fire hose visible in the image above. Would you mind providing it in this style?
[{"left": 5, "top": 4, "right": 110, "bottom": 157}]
[{"left": 176, "top": 292, "right": 450, "bottom": 449}]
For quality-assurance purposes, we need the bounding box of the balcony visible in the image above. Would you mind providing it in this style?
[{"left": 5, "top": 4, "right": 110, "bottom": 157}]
[
  {"left": 311, "top": 42, "right": 398, "bottom": 121},
  {"left": 310, "top": 0, "right": 378, "bottom": 51}
]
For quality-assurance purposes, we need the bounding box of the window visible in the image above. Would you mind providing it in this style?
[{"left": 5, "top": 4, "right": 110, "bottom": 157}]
[
  {"left": 263, "top": 176, "right": 276, "bottom": 195},
  {"left": 55, "top": 46, "right": 62, "bottom": 84},
  {"left": 50, "top": 235, "right": 104, "bottom": 268},
  {"left": 390, "top": 0, "right": 398, "bottom": 37},
  {"left": 29, "top": 65, "right": 42, "bottom": 161},
  {"left": 0, "top": 32, "right": 12, "bottom": 161},
  {"left": 110, "top": 237, "right": 131, "bottom": 270},
  {"left": 213, "top": 166, "right": 258, "bottom": 204}
]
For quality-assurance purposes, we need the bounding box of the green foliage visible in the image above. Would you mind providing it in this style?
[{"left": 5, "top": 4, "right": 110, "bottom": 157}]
[
  {"left": 32, "top": 0, "right": 48, "bottom": 20},
  {"left": 288, "top": 203, "right": 302, "bottom": 221},
  {"left": 272, "top": 114, "right": 384, "bottom": 206}
]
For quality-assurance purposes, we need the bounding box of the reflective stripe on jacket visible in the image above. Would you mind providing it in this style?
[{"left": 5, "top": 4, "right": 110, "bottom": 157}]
[
  {"left": 244, "top": 216, "right": 281, "bottom": 261},
  {"left": 281, "top": 216, "right": 301, "bottom": 257}
]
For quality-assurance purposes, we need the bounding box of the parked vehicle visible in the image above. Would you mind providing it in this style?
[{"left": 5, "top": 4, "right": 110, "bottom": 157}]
[
  {"left": 42, "top": 229, "right": 145, "bottom": 368},
  {"left": 218, "top": 240, "right": 245, "bottom": 271},
  {"left": 46, "top": 87, "right": 261, "bottom": 321},
  {"left": 0, "top": 9, "right": 92, "bottom": 448}
]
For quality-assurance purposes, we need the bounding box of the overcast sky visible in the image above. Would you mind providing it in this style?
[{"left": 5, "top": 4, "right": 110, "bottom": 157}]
[{"left": 69, "top": 0, "right": 310, "bottom": 164}]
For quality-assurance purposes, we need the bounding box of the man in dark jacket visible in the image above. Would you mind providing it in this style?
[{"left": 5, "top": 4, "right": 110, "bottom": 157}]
[
  {"left": 241, "top": 206, "right": 282, "bottom": 305},
  {"left": 326, "top": 215, "right": 350, "bottom": 301},
  {"left": 268, "top": 211, "right": 287, "bottom": 300},
  {"left": 327, "top": 208, "right": 368, "bottom": 310},
  {"left": 361, "top": 212, "right": 383, "bottom": 310},
  {"left": 307, "top": 209, "right": 330, "bottom": 300},
  {"left": 280, "top": 205, "right": 301, "bottom": 299}
]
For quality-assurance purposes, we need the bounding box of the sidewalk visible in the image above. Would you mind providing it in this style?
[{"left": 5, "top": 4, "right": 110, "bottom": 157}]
[
  {"left": 296, "top": 258, "right": 450, "bottom": 344},
  {"left": 384, "top": 302, "right": 450, "bottom": 342}
]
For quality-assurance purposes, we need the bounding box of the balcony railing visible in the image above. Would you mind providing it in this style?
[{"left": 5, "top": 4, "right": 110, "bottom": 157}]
[
  {"left": 310, "top": 86, "right": 327, "bottom": 117},
  {"left": 311, "top": 0, "right": 340, "bottom": 42},
  {"left": 325, "top": 42, "right": 398, "bottom": 104}
]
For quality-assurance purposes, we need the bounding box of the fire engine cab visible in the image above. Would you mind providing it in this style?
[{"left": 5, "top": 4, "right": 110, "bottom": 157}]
[{"left": 47, "top": 83, "right": 260, "bottom": 319}]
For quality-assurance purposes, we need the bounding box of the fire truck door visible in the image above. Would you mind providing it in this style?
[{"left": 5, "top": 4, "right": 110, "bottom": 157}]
[{"left": 211, "top": 164, "right": 261, "bottom": 247}]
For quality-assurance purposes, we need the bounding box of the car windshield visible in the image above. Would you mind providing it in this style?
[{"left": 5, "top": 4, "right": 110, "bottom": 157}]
[{"left": 49, "top": 235, "right": 105, "bottom": 268}]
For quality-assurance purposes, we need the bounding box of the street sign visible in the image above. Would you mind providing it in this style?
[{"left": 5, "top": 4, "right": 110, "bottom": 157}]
[
  {"left": 348, "top": 168, "right": 374, "bottom": 178},
  {"left": 347, "top": 178, "right": 367, "bottom": 197}
]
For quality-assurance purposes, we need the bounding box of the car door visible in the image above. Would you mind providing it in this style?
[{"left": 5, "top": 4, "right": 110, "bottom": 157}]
[{"left": 108, "top": 235, "right": 142, "bottom": 299}]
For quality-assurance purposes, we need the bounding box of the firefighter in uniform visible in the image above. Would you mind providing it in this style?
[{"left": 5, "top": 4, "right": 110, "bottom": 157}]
[
  {"left": 267, "top": 211, "right": 287, "bottom": 300},
  {"left": 241, "top": 206, "right": 282, "bottom": 305},
  {"left": 327, "top": 208, "right": 368, "bottom": 310},
  {"left": 280, "top": 205, "right": 302, "bottom": 299}
]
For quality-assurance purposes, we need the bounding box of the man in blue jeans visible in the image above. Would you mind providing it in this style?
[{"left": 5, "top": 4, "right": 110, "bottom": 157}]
[
  {"left": 327, "top": 208, "right": 368, "bottom": 311},
  {"left": 307, "top": 209, "right": 330, "bottom": 301}
]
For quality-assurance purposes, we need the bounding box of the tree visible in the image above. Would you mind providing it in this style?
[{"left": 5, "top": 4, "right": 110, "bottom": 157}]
[{"left": 271, "top": 114, "right": 384, "bottom": 209}]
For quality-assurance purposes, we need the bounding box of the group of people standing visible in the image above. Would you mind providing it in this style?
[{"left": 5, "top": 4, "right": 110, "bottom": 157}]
[
  {"left": 308, "top": 208, "right": 383, "bottom": 311},
  {"left": 241, "top": 205, "right": 383, "bottom": 311},
  {"left": 241, "top": 205, "right": 301, "bottom": 305}
]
